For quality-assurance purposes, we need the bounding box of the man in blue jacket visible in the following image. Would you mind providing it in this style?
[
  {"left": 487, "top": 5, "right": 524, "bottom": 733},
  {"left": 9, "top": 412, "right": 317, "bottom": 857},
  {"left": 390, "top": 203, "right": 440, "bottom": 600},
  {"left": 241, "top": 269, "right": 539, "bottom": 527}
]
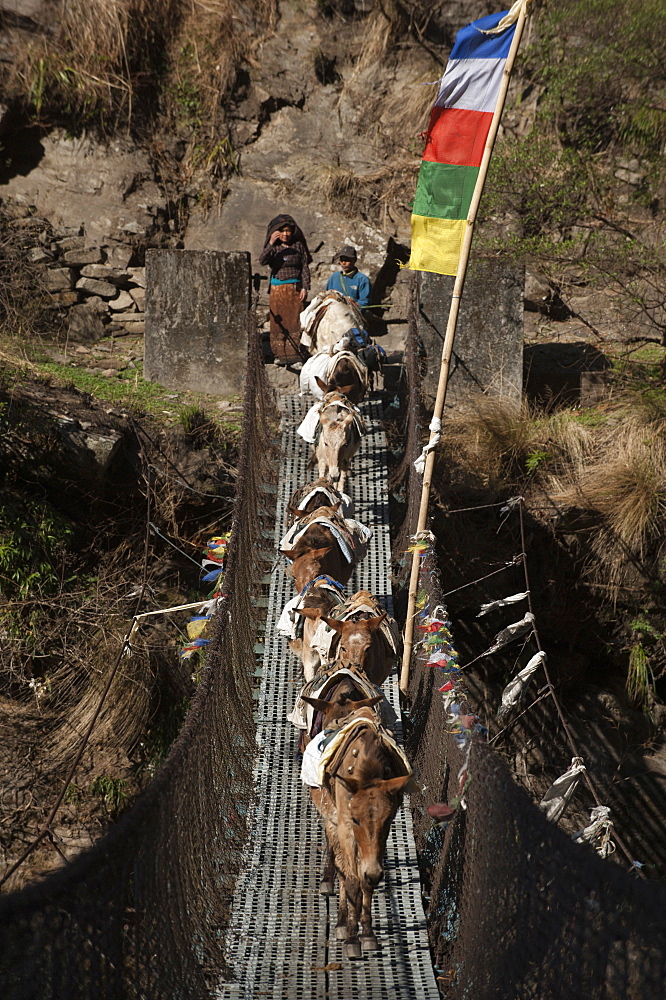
[{"left": 326, "top": 245, "right": 372, "bottom": 309}]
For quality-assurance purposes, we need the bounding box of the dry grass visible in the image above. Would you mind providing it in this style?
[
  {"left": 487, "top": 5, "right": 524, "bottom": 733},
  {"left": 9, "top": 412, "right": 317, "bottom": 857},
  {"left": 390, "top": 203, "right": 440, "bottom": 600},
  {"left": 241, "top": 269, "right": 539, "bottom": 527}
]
[
  {"left": 439, "top": 391, "right": 666, "bottom": 600},
  {"left": 442, "top": 396, "right": 545, "bottom": 485},
  {"left": 320, "top": 160, "right": 419, "bottom": 223},
  {"left": 550, "top": 420, "right": 666, "bottom": 596},
  {"left": 3, "top": 0, "right": 277, "bottom": 137}
]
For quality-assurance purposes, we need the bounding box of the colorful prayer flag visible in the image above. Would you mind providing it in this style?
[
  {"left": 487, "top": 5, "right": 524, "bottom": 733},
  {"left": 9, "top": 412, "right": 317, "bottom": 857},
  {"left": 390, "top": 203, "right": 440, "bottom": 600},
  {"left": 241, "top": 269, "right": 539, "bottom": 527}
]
[{"left": 407, "top": 8, "right": 519, "bottom": 275}]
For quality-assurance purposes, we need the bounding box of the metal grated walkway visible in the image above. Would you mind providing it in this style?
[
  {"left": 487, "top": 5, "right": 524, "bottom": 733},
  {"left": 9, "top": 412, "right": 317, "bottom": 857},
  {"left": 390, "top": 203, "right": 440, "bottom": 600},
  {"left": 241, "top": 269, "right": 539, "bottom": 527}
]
[{"left": 217, "top": 395, "right": 439, "bottom": 1000}]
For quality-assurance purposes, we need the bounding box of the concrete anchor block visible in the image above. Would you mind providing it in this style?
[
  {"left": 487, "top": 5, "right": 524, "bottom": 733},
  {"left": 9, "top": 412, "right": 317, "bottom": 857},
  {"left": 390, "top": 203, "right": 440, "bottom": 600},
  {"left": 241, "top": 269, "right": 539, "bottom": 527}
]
[
  {"left": 144, "top": 249, "right": 250, "bottom": 395},
  {"left": 416, "top": 258, "right": 524, "bottom": 410}
]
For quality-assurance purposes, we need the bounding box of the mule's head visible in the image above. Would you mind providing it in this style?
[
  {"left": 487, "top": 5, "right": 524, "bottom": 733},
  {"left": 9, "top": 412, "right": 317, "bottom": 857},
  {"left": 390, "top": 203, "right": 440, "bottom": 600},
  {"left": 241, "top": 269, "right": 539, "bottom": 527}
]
[
  {"left": 318, "top": 401, "right": 355, "bottom": 483},
  {"left": 285, "top": 545, "right": 333, "bottom": 590},
  {"left": 345, "top": 774, "right": 411, "bottom": 887},
  {"left": 289, "top": 479, "right": 343, "bottom": 520},
  {"left": 315, "top": 375, "right": 356, "bottom": 400},
  {"left": 320, "top": 612, "right": 386, "bottom": 670}
]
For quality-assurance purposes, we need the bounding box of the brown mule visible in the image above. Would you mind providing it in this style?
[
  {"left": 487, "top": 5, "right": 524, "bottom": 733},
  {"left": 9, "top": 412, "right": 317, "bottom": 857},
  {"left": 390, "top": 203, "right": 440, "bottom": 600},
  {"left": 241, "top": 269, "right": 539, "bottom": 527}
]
[
  {"left": 314, "top": 350, "right": 368, "bottom": 405},
  {"left": 281, "top": 506, "right": 370, "bottom": 592},
  {"left": 299, "top": 590, "right": 402, "bottom": 686},
  {"left": 302, "top": 697, "right": 411, "bottom": 959},
  {"left": 298, "top": 607, "right": 389, "bottom": 686},
  {"left": 286, "top": 478, "right": 353, "bottom": 525}
]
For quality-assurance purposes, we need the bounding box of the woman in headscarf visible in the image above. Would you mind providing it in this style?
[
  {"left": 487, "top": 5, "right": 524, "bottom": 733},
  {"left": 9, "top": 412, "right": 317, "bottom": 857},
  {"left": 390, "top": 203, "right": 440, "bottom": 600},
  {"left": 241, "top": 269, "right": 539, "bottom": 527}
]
[{"left": 259, "top": 213, "right": 312, "bottom": 366}]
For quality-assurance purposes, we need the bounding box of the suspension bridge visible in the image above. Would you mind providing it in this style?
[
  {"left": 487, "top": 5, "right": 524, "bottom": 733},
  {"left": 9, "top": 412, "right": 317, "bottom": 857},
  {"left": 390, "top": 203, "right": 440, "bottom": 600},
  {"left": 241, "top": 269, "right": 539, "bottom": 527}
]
[{"left": 0, "top": 325, "right": 665, "bottom": 1000}]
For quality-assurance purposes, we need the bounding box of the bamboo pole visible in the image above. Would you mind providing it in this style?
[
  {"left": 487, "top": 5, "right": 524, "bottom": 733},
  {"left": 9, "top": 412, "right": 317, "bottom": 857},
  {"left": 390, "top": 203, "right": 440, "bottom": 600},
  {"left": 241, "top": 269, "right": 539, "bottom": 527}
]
[{"left": 400, "top": 1, "right": 530, "bottom": 695}]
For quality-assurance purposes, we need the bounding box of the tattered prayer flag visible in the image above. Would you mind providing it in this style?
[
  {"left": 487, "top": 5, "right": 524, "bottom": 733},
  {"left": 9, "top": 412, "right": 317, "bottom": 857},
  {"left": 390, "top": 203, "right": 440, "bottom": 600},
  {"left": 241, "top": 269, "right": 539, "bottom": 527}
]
[
  {"left": 539, "top": 757, "right": 586, "bottom": 823},
  {"left": 485, "top": 612, "right": 534, "bottom": 656},
  {"left": 407, "top": 8, "right": 519, "bottom": 275},
  {"left": 496, "top": 649, "right": 546, "bottom": 722},
  {"left": 477, "top": 591, "right": 529, "bottom": 617},
  {"left": 186, "top": 617, "right": 209, "bottom": 640}
]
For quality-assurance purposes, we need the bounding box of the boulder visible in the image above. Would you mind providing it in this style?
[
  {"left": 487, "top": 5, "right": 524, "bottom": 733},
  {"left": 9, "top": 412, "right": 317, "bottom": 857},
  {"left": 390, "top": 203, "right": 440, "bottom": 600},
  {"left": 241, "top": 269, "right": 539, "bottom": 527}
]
[
  {"left": 119, "top": 319, "right": 145, "bottom": 334},
  {"left": 103, "top": 243, "right": 133, "bottom": 269},
  {"left": 50, "top": 291, "right": 79, "bottom": 306},
  {"left": 67, "top": 301, "right": 107, "bottom": 343},
  {"left": 29, "top": 248, "right": 50, "bottom": 264},
  {"left": 80, "top": 265, "right": 131, "bottom": 285},
  {"left": 64, "top": 247, "right": 104, "bottom": 266},
  {"left": 76, "top": 277, "right": 118, "bottom": 298},
  {"left": 109, "top": 290, "right": 135, "bottom": 312},
  {"left": 129, "top": 286, "right": 145, "bottom": 309},
  {"left": 127, "top": 266, "right": 146, "bottom": 288},
  {"left": 59, "top": 422, "right": 124, "bottom": 477},
  {"left": 56, "top": 237, "right": 84, "bottom": 252},
  {"left": 44, "top": 267, "right": 74, "bottom": 291}
]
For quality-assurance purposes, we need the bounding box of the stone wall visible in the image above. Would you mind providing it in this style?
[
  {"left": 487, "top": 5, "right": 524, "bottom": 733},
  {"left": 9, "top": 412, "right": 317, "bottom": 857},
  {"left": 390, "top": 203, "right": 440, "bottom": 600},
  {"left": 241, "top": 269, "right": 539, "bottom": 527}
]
[
  {"left": 416, "top": 258, "right": 524, "bottom": 410},
  {"left": 144, "top": 250, "right": 251, "bottom": 396}
]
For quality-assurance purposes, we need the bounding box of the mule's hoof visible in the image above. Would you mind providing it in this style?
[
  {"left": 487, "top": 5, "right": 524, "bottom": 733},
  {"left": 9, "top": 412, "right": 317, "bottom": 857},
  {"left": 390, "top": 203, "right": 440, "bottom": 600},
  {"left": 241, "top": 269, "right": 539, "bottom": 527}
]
[
  {"left": 344, "top": 941, "right": 363, "bottom": 960},
  {"left": 335, "top": 926, "right": 347, "bottom": 941},
  {"left": 361, "top": 935, "right": 379, "bottom": 952},
  {"left": 319, "top": 881, "right": 335, "bottom": 896}
]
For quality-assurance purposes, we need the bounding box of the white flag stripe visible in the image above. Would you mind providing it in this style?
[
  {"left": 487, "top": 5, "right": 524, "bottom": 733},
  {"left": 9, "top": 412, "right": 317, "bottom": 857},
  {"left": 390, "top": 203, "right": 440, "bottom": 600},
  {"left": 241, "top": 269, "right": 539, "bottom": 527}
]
[{"left": 435, "top": 58, "right": 506, "bottom": 113}]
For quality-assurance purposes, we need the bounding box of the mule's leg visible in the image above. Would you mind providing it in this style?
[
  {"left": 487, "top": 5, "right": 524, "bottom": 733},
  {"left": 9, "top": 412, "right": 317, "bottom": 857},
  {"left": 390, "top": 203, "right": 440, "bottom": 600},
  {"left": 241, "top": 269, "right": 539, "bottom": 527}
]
[
  {"left": 316, "top": 441, "right": 328, "bottom": 480},
  {"left": 340, "top": 875, "right": 363, "bottom": 959},
  {"left": 335, "top": 877, "right": 348, "bottom": 939},
  {"left": 320, "top": 845, "right": 335, "bottom": 895},
  {"left": 360, "top": 884, "right": 379, "bottom": 951}
]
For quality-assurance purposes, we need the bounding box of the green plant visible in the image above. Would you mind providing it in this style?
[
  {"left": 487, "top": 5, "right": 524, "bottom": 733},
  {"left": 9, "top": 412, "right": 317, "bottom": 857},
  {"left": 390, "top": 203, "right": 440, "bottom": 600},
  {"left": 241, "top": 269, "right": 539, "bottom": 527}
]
[
  {"left": 525, "top": 449, "right": 551, "bottom": 474},
  {"left": 626, "top": 641, "right": 654, "bottom": 708},
  {"left": 90, "top": 775, "right": 130, "bottom": 815},
  {"left": 64, "top": 783, "right": 82, "bottom": 805},
  {"left": 0, "top": 496, "right": 73, "bottom": 600}
]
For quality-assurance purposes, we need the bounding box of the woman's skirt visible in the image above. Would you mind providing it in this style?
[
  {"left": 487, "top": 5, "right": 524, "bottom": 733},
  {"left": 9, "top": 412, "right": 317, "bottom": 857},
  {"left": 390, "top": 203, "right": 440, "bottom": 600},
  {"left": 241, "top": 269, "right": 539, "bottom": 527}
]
[{"left": 269, "top": 283, "right": 304, "bottom": 364}]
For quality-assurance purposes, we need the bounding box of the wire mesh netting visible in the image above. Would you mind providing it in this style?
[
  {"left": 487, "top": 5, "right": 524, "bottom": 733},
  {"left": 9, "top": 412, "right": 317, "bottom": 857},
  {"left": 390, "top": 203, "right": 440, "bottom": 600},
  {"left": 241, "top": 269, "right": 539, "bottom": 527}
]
[
  {"left": 397, "top": 278, "right": 666, "bottom": 999},
  {"left": 1, "top": 286, "right": 665, "bottom": 1000},
  {"left": 0, "top": 317, "right": 279, "bottom": 998}
]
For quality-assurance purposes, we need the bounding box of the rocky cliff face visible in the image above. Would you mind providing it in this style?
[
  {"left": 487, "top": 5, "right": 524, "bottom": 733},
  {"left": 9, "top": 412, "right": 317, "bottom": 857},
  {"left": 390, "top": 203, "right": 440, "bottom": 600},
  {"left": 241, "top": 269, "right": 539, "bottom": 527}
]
[{"left": 0, "top": 0, "right": 492, "bottom": 351}]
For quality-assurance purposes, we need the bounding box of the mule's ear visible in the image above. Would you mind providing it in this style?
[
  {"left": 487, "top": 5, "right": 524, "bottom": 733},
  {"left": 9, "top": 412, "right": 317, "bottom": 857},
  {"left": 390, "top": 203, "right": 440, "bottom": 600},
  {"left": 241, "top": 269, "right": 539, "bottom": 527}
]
[
  {"left": 365, "top": 612, "right": 387, "bottom": 632},
  {"left": 302, "top": 695, "right": 334, "bottom": 714},
  {"left": 350, "top": 695, "right": 384, "bottom": 711},
  {"left": 337, "top": 384, "right": 355, "bottom": 397},
  {"left": 310, "top": 545, "right": 333, "bottom": 560},
  {"left": 372, "top": 774, "right": 412, "bottom": 794},
  {"left": 315, "top": 376, "right": 331, "bottom": 393},
  {"left": 336, "top": 774, "right": 360, "bottom": 794},
  {"left": 281, "top": 548, "right": 297, "bottom": 561},
  {"left": 296, "top": 607, "right": 322, "bottom": 621},
  {"left": 320, "top": 615, "right": 345, "bottom": 634}
]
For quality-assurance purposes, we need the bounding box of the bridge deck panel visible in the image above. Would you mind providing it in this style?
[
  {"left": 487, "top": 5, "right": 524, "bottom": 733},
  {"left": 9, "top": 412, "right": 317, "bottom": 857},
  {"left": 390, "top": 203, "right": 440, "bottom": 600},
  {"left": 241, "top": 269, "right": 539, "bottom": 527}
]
[{"left": 217, "top": 395, "right": 439, "bottom": 1000}]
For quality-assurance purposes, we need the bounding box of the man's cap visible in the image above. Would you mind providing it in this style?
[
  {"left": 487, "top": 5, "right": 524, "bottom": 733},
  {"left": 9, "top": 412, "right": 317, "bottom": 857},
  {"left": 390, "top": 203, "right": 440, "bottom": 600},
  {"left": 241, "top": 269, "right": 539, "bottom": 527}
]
[{"left": 335, "top": 244, "right": 358, "bottom": 262}]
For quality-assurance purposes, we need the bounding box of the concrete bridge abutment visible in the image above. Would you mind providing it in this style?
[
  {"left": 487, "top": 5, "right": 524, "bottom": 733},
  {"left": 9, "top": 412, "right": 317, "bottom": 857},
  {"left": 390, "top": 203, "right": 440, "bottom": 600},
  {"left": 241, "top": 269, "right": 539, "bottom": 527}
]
[{"left": 144, "top": 249, "right": 251, "bottom": 396}]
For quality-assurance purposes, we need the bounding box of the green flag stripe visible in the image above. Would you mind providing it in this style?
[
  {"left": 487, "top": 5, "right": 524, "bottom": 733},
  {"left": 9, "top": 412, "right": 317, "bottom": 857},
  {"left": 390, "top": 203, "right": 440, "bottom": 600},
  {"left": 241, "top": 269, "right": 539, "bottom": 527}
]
[{"left": 412, "top": 161, "right": 479, "bottom": 221}]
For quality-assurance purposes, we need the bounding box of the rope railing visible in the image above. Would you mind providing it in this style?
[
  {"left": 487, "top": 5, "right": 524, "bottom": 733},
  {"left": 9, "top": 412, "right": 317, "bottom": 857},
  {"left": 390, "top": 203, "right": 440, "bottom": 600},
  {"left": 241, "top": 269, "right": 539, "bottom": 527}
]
[
  {"left": 396, "top": 286, "right": 666, "bottom": 998},
  {"left": 0, "top": 314, "right": 279, "bottom": 998}
]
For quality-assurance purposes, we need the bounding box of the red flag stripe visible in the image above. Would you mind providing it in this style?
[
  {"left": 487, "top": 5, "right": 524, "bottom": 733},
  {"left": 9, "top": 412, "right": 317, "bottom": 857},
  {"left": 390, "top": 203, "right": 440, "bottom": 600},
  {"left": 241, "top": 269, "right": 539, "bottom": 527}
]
[{"left": 422, "top": 106, "right": 493, "bottom": 168}]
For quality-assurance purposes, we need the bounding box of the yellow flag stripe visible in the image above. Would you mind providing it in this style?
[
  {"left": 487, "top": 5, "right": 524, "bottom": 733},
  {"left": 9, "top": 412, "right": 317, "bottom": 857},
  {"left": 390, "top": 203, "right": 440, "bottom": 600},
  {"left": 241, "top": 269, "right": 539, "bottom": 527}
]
[{"left": 407, "top": 216, "right": 467, "bottom": 276}]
